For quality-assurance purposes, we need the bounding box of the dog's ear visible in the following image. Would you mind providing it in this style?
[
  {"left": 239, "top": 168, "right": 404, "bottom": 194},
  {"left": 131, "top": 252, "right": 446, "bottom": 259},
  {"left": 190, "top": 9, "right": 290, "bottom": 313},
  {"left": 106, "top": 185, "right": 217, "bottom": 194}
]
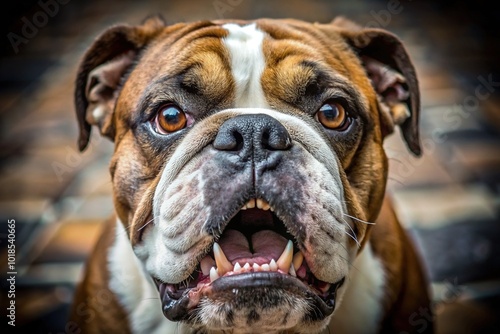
[
  {"left": 326, "top": 17, "right": 421, "bottom": 156},
  {"left": 75, "top": 16, "right": 165, "bottom": 151}
]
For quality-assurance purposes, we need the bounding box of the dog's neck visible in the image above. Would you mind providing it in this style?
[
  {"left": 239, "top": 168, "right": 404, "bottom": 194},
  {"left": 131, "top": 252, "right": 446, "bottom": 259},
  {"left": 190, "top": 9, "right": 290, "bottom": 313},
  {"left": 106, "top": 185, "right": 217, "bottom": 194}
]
[
  {"left": 108, "top": 219, "right": 385, "bottom": 334},
  {"left": 328, "top": 243, "right": 386, "bottom": 333}
]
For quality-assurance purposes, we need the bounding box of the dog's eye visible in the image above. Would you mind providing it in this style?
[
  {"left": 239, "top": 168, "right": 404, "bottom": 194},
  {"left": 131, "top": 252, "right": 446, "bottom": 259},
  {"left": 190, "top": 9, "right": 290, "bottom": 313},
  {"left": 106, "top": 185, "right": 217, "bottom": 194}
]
[
  {"left": 316, "top": 101, "right": 350, "bottom": 131},
  {"left": 155, "top": 104, "right": 187, "bottom": 134}
]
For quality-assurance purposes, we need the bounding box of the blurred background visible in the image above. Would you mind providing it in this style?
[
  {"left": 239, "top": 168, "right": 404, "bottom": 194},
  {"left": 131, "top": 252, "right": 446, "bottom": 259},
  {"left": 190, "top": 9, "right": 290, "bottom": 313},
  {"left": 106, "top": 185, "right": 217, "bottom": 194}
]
[{"left": 1, "top": 0, "right": 499, "bottom": 333}]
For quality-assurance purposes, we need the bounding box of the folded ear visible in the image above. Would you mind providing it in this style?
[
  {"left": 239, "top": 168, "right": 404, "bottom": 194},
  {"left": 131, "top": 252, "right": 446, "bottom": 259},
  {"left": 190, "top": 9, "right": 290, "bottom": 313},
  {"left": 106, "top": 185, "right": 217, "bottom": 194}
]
[
  {"left": 75, "top": 16, "right": 165, "bottom": 151},
  {"left": 327, "top": 17, "right": 421, "bottom": 156}
]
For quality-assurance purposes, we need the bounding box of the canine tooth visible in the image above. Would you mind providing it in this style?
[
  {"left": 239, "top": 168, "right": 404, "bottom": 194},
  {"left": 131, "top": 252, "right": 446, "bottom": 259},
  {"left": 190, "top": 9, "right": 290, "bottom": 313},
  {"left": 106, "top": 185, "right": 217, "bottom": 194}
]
[
  {"left": 243, "top": 263, "right": 251, "bottom": 271},
  {"left": 269, "top": 259, "right": 278, "bottom": 271},
  {"left": 277, "top": 240, "right": 294, "bottom": 273},
  {"left": 253, "top": 263, "right": 261, "bottom": 271},
  {"left": 234, "top": 262, "right": 242, "bottom": 272},
  {"left": 289, "top": 264, "right": 297, "bottom": 277},
  {"left": 210, "top": 267, "right": 219, "bottom": 282},
  {"left": 293, "top": 251, "right": 304, "bottom": 270},
  {"left": 200, "top": 256, "right": 216, "bottom": 276},
  {"left": 213, "top": 243, "right": 233, "bottom": 275},
  {"left": 261, "top": 263, "right": 270, "bottom": 271}
]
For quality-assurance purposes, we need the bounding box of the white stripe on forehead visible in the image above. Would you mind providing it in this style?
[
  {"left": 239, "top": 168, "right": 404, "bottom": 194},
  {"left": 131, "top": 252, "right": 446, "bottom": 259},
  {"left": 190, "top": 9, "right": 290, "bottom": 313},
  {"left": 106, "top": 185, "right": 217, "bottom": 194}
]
[{"left": 222, "top": 23, "right": 269, "bottom": 108}]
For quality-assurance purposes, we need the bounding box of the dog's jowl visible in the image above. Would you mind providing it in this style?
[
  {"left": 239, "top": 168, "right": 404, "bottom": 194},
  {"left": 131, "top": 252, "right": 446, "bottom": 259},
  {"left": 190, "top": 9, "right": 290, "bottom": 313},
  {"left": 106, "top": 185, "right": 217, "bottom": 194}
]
[{"left": 70, "top": 16, "right": 433, "bottom": 334}]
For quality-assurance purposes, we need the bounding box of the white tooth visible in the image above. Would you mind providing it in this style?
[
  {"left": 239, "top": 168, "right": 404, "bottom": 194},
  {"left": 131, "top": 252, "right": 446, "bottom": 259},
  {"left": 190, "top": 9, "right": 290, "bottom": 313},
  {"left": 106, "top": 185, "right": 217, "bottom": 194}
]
[
  {"left": 293, "top": 251, "right": 304, "bottom": 270},
  {"left": 234, "top": 262, "right": 241, "bottom": 272},
  {"left": 210, "top": 267, "right": 219, "bottom": 282},
  {"left": 200, "top": 256, "right": 216, "bottom": 276},
  {"left": 253, "top": 263, "right": 261, "bottom": 272},
  {"left": 241, "top": 205, "right": 247, "bottom": 210},
  {"left": 256, "top": 199, "right": 270, "bottom": 210},
  {"left": 289, "top": 264, "right": 297, "bottom": 277},
  {"left": 261, "top": 263, "right": 270, "bottom": 271},
  {"left": 269, "top": 259, "right": 278, "bottom": 271},
  {"left": 277, "top": 240, "right": 294, "bottom": 273},
  {"left": 243, "top": 263, "right": 251, "bottom": 271},
  {"left": 246, "top": 199, "right": 256, "bottom": 209},
  {"left": 213, "top": 243, "right": 233, "bottom": 275}
]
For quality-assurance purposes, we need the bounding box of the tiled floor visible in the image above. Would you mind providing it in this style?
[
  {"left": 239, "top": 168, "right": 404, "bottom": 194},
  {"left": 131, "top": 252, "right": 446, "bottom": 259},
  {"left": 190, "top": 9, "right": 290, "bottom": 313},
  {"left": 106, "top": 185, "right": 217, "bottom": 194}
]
[{"left": 1, "top": 0, "right": 499, "bottom": 333}]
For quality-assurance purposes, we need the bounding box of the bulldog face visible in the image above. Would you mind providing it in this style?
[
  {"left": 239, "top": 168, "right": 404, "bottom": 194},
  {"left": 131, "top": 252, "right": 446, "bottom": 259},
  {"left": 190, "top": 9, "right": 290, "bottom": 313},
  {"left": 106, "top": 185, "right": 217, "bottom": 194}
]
[{"left": 75, "top": 16, "right": 420, "bottom": 333}]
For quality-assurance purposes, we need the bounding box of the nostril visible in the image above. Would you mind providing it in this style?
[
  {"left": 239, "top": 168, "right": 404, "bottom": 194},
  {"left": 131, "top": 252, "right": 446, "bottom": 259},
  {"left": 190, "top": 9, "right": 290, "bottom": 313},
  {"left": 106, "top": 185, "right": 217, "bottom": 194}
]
[
  {"left": 262, "top": 131, "right": 270, "bottom": 149},
  {"left": 262, "top": 127, "right": 292, "bottom": 151},
  {"left": 232, "top": 131, "right": 244, "bottom": 151},
  {"left": 213, "top": 129, "right": 244, "bottom": 151}
]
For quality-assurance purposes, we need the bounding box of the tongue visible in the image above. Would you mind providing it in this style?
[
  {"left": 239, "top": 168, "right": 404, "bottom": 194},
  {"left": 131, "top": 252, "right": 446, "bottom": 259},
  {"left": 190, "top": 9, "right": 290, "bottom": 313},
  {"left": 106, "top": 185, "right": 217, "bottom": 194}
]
[{"left": 218, "top": 229, "right": 288, "bottom": 264}]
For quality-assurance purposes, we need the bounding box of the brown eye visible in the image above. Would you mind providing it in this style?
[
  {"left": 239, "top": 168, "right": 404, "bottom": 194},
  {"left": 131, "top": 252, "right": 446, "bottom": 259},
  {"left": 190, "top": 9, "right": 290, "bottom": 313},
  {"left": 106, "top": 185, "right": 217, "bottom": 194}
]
[
  {"left": 155, "top": 104, "right": 187, "bottom": 134},
  {"left": 316, "top": 101, "right": 349, "bottom": 130}
]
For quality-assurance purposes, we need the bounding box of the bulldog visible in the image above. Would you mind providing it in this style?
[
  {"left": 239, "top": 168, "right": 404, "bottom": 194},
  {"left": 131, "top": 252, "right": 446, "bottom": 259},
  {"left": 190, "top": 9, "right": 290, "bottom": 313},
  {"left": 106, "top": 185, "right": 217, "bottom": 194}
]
[{"left": 70, "top": 15, "right": 433, "bottom": 334}]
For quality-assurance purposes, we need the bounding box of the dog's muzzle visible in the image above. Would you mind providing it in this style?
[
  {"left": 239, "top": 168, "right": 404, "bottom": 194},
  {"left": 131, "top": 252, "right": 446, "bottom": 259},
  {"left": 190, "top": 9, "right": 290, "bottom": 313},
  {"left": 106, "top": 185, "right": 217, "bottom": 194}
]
[{"left": 151, "top": 113, "right": 346, "bottom": 324}]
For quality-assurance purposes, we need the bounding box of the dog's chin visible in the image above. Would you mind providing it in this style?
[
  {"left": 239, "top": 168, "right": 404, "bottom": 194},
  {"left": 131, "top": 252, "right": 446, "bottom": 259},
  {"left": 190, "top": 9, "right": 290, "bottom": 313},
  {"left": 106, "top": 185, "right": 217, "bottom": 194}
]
[
  {"left": 155, "top": 271, "right": 344, "bottom": 331},
  {"left": 158, "top": 272, "right": 343, "bottom": 330}
]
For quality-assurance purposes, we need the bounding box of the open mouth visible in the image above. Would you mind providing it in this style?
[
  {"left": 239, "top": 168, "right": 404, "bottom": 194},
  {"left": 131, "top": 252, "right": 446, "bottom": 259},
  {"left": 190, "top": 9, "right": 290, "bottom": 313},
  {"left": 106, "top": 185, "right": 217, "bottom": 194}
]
[{"left": 154, "top": 198, "right": 345, "bottom": 321}]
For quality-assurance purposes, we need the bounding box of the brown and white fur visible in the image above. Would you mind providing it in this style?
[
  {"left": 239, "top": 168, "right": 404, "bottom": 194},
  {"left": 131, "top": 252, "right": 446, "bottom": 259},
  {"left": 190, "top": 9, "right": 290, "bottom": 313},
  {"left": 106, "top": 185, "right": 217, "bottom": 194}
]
[{"left": 70, "top": 16, "right": 433, "bottom": 334}]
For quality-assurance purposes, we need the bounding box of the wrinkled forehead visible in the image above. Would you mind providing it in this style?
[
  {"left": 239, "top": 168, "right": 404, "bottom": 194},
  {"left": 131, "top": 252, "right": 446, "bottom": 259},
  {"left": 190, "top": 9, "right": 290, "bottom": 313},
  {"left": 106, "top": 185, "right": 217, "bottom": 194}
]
[{"left": 127, "top": 19, "right": 366, "bottom": 110}]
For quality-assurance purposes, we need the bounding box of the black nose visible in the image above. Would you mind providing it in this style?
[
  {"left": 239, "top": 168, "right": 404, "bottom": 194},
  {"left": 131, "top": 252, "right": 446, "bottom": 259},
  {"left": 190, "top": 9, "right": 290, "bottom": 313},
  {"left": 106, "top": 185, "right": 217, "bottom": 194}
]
[{"left": 214, "top": 114, "right": 292, "bottom": 161}]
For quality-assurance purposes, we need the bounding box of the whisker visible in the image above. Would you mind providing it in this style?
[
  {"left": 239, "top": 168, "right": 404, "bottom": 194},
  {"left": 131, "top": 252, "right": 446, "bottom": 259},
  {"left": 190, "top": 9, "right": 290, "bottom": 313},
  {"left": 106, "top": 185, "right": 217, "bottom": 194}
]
[
  {"left": 137, "top": 217, "right": 156, "bottom": 231},
  {"left": 114, "top": 214, "right": 155, "bottom": 235},
  {"left": 342, "top": 213, "right": 375, "bottom": 225},
  {"left": 340, "top": 217, "right": 361, "bottom": 248},
  {"left": 336, "top": 240, "right": 350, "bottom": 255},
  {"left": 344, "top": 229, "right": 361, "bottom": 248},
  {"left": 337, "top": 253, "right": 352, "bottom": 267}
]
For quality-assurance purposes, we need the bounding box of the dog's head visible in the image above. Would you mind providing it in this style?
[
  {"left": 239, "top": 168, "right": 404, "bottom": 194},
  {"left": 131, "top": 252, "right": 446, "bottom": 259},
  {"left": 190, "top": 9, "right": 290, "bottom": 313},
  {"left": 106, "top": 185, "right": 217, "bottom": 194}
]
[{"left": 75, "top": 16, "right": 419, "bottom": 333}]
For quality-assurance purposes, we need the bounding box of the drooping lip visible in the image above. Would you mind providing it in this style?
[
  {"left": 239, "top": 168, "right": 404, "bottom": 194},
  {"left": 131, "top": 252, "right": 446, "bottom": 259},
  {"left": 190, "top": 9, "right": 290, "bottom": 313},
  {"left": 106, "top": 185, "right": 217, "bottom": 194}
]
[
  {"left": 212, "top": 272, "right": 344, "bottom": 317},
  {"left": 156, "top": 271, "right": 344, "bottom": 322},
  {"left": 153, "top": 198, "right": 345, "bottom": 321}
]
